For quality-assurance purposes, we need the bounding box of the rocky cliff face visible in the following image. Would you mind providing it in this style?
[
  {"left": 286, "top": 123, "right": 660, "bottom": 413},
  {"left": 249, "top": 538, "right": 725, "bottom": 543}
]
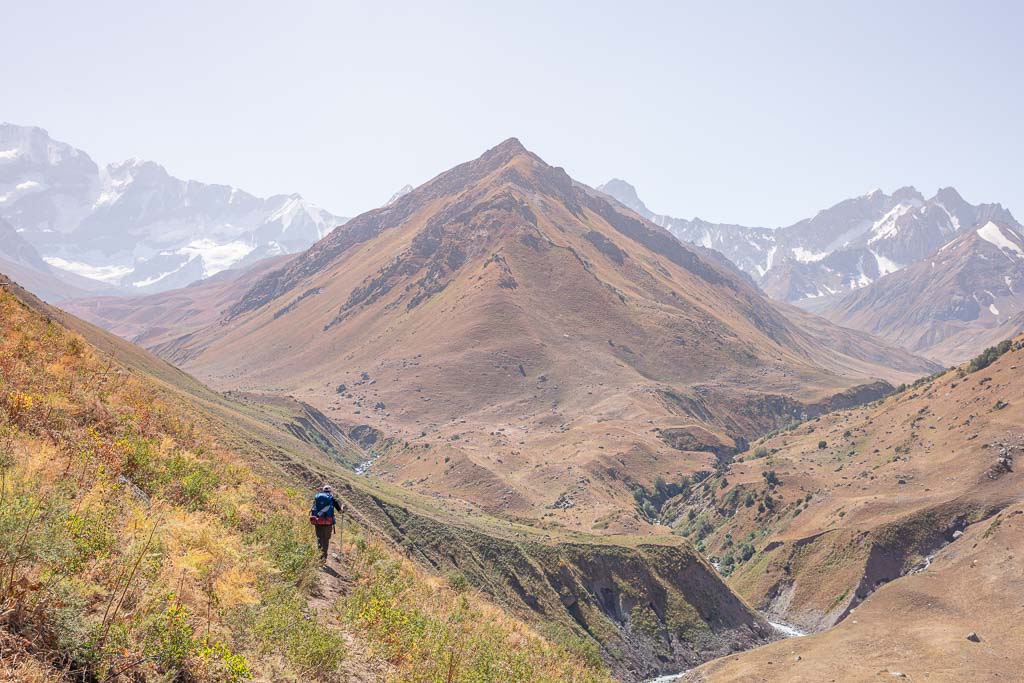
[{"left": 341, "top": 490, "right": 774, "bottom": 682}]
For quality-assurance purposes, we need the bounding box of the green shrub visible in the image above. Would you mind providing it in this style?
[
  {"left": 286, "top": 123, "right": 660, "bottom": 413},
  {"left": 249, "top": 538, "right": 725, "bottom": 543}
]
[
  {"left": 142, "top": 594, "right": 195, "bottom": 669},
  {"left": 968, "top": 339, "right": 1013, "bottom": 373},
  {"left": 447, "top": 570, "right": 469, "bottom": 593},
  {"left": 251, "top": 586, "right": 347, "bottom": 677},
  {"left": 196, "top": 640, "right": 253, "bottom": 682},
  {"left": 250, "top": 513, "right": 319, "bottom": 589}
]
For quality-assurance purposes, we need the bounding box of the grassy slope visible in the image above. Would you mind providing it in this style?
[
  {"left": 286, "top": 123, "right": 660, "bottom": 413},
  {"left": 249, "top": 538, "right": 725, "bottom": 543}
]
[
  {"left": 648, "top": 337, "right": 1024, "bottom": 680},
  {"left": 686, "top": 501, "right": 1024, "bottom": 682},
  {"left": 0, "top": 276, "right": 613, "bottom": 682},
  {"left": 1, "top": 275, "right": 774, "bottom": 682}
]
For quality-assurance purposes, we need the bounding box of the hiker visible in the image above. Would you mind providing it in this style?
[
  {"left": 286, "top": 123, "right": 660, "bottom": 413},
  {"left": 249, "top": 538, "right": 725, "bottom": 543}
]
[{"left": 310, "top": 485, "right": 344, "bottom": 562}]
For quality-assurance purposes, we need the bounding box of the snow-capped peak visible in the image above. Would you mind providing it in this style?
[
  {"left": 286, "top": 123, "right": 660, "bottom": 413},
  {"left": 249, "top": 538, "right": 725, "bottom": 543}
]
[{"left": 0, "top": 123, "right": 350, "bottom": 294}]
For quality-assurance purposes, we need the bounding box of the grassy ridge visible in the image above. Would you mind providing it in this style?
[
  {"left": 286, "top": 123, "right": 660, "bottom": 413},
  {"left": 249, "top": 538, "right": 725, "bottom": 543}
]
[{"left": 0, "top": 284, "right": 611, "bottom": 681}]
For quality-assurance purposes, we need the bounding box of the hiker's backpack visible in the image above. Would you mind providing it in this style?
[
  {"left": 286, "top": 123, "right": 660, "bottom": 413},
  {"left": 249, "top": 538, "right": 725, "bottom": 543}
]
[{"left": 310, "top": 492, "right": 335, "bottom": 526}]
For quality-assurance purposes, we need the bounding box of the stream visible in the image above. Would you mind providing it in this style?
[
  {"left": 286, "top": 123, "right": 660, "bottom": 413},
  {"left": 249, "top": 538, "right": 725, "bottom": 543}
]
[{"left": 643, "top": 617, "right": 806, "bottom": 682}]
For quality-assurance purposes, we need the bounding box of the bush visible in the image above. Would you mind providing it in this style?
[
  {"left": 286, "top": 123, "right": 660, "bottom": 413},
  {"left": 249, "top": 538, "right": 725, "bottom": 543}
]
[
  {"left": 818, "top": 440, "right": 828, "bottom": 450},
  {"left": 447, "top": 571, "right": 470, "bottom": 593},
  {"left": 142, "top": 594, "right": 195, "bottom": 669},
  {"left": 196, "top": 640, "right": 253, "bottom": 682},
  {"left": 250, "top": 586, "right": 347, "bottom": 677},
  {"left": 968, "top": 339, "right": 1013, "bottom": 373},
  {"left": 250, "top": 513, "right": 320, "bottom": 589}
]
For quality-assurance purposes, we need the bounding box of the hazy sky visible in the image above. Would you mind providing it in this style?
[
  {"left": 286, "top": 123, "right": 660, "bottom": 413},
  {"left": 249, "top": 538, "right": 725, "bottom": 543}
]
[{"left": 5, "top": 1, "right": 1022, "bottom": 225}]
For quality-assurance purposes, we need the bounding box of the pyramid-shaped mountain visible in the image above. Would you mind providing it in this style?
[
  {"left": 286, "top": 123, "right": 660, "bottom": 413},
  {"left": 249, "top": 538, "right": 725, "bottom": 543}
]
[{"left": 140, "top": 139, "right": 936, "bottom": 529}]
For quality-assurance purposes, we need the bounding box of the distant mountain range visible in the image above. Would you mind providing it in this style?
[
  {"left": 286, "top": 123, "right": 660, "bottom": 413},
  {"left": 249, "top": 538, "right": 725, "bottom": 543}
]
[
  {"left": 0, "top": 123, "right": 347, "bottom": 296},
  {"left": 599, "top": 179, "right": 1024, "bottom": 362},
  {"left": 823, "top": 218, "right": 1024, "bottom": 363}
]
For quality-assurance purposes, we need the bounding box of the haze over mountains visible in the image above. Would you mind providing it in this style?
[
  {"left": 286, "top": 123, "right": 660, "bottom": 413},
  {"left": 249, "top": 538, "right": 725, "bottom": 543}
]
[
  {"left": 0, "top": 123, "right": 346, "bottom": 296},
  {"left": 599, "top": 179, "right": 1024, "bottom": 362},
  {"left": 824, "top": 218, "right": 1024, "bottom": 363},
  {"left": 5, "top": 134, "right": 1024, "bottom": 682},
  {"left": 7, "top": 120, "right": 1020, "bottom": 368},
  {"left": 73, "top": 138, "right": 936, "bottom": 535}
]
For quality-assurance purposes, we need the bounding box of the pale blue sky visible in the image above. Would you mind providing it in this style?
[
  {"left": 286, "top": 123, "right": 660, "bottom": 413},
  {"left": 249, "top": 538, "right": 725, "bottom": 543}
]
[{"left": 4, "top": 1, "right": 1022, "bottom": 225}]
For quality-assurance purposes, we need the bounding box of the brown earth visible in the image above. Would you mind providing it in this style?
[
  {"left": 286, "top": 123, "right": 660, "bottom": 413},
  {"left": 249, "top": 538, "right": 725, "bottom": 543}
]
[
  {"left": 685, "top": 501, "right": 1024, "bottom": 682},
  {"left": 60, "top": 139, "right": 938, "bottom": 535},
  {"left": 62, "top": 253, "right": 293, "bottom": 347},
  {"left": 663, "top": 336, "right": 1024, "bottom": 680},
  {"left": 3, "top": 271, "right": 776, "bottom": 681}
]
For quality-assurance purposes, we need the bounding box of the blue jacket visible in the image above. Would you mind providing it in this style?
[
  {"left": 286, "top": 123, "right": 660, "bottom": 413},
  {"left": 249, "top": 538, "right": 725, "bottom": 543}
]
[{"left": 311, "top": 492, "right": 341, "bottom": 520}]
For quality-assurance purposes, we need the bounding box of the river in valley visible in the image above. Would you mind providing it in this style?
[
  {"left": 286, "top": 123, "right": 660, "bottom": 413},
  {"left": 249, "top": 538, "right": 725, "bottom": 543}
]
[{"left": 644, "top": 618, "right": 806, "bottom": 682}]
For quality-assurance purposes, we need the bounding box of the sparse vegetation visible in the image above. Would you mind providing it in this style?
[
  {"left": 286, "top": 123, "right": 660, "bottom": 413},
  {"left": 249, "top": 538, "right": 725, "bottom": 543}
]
[
  {"left": 0, "top": 288, "right": 612, "bottom": 682},
  {"left": 340, "top": 534, "right": 610, "bottom": 681},
  {"left": 967, "top": 339, "right": 1013, "bottom": 374},
  {"left": 633, "top": 473, "right": 710, "bottom": 521}
]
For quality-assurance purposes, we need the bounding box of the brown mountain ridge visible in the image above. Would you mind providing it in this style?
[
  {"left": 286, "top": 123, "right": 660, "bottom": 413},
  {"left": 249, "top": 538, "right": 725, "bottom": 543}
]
[{"left": 63, "top": 139, "right": 938, "bottom": 533}]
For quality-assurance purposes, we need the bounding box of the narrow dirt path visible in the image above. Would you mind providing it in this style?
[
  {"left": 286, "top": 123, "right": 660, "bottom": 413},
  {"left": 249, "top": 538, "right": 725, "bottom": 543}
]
[{"left": 308, "top": 544, "right": 392, "bottom": 683}]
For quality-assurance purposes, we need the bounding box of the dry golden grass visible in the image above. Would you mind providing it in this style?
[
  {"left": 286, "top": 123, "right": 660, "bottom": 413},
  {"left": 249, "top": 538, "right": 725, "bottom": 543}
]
[{"left": 0, "top": 285, "right": 612, "bottom": 682}]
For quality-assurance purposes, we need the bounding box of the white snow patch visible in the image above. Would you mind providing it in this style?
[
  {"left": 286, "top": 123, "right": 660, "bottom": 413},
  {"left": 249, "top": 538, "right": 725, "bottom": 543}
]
[
  {"left": 990, "top": 303, "right": 1000, "bottom": 316},
  {"left": 132, "top": 259, "right": 197, "bottom": 288},
  {"left": 44, "top": 257, "right": 133, "bottom": 284},
  {"left": 93, "top": 190, "right": 122, "bottom": 207},
  {"left": 0, "top": 149, "right": 19, "bottom": 160},
  {"left": 936, "top": 203, "right": 962, "bottom": 232},
  {"left": 15, "top": 180, "right": 41, "bottom": 191},
  {"left": 872, "top": 251, "right": 902, "bottom": 276},
  {"left": 868, "top": 202, "right": 920, "bottom": 244},
  {"left": 977, "top": 221, "right": 1024, "bottom": 259},
  {"left": 176, "top": 239, "right": 254, "bottom": 277},
  {"left": 849, "top": 277, "right": 868, "bottom": 289},
  {"left": 791, "top": 247, "right": 829, "bottom": 263}
]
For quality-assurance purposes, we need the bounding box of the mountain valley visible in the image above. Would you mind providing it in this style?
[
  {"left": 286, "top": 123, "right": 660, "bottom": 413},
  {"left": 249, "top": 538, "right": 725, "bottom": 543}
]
[
  {"left": 4, "top": 135, "right": 1022, "bottom": 683},
  {"left": 64, "top": 139, "right": 940, "bottom": 537}
]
